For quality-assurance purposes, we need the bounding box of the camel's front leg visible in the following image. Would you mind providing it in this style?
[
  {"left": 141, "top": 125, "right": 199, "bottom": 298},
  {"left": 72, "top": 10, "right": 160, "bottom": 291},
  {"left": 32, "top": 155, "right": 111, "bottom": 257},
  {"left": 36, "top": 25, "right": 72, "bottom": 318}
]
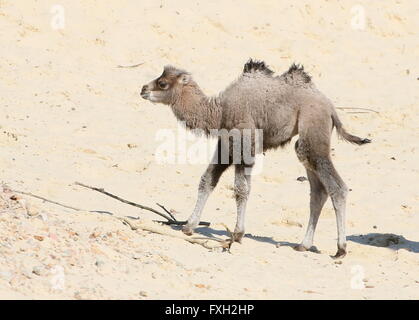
[
  {"left": 182, "top": 161, "right": 229, "bottom": 235},
  {"left": 232, "top": 164, "right": 253, "bottom": 243}
]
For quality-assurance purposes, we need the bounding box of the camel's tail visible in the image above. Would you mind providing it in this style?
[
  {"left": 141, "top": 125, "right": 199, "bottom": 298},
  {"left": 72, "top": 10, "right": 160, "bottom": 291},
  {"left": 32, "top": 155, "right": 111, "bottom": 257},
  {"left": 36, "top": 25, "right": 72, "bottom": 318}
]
[{"left": 331, "top": 111, "right": 371, "bottom": 145}]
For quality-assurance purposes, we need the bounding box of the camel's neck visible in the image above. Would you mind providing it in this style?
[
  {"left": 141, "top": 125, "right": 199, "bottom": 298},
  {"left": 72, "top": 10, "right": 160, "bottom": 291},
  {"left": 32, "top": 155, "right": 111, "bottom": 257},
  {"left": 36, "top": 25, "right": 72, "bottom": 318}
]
[{"left": 170, "top": 83, "right": 222, "bottom": 134}]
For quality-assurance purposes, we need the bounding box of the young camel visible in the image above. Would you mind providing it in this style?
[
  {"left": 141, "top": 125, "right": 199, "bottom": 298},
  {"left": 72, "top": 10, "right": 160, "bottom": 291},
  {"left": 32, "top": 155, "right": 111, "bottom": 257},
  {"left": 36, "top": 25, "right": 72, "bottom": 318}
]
[{"left": 141, "top": 60, "right": 370, "bottom": 258}]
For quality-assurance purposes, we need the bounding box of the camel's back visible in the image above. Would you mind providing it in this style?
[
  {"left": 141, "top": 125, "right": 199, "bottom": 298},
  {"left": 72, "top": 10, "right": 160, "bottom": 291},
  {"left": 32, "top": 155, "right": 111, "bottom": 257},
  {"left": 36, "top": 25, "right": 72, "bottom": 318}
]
[
  {"left": 220, "top": 73, "right": 285, "bottom": 126},
  {"left": 219, "top": 72, "right": 333, "bottom": 149}
]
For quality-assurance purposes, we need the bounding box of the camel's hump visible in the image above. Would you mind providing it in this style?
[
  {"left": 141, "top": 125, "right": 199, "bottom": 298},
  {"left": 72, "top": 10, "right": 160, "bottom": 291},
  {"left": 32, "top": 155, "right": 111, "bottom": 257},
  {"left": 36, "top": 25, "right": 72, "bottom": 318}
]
[{"left": 243, "top": 58, "right": 274, "bottom": 76}]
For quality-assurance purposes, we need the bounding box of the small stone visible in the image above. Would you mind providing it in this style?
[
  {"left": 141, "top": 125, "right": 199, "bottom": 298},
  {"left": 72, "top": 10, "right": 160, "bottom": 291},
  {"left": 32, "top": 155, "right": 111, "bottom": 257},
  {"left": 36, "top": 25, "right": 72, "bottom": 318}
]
[
  {"left": 32, "top": 265, "right": 44, "bottom": 276},
  {"left": 89, "top": 231, "right": 100, "bottom": 239},
  {"left": 33, "top": 235, "right": 44, "bottom": 241},
  {"left": 139, "top": 291, "right": 148, "bottom": 297},
  {"left": 132, "top": 254, "right": 142, "bottom": 260},
  {"left": 95, "top": 259, "right": 105, "bottom": 267},
  {"left": 25, "top": 203, "right": 40, "bottom": 216},
  {"left": 49, "top": 233, "right": 58, "bottom": 240},
  {"left": 297, "top": 176, "right": 307, "bottom": 182}
]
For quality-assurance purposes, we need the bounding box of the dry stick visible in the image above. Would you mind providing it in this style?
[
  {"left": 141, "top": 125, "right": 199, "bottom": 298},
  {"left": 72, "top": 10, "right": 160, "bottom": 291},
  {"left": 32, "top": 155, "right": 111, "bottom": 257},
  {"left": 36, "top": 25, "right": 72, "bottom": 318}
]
[
  {"left": 74, "top": 181, "right": 171, "bottom": 221},
  {"left": 116, "top": 63, "right": 144, "bottom": 68},
  {"left": 337, "top": 107, "right": 379, "bottom": 114},
  {"left": 3, "top": 187, "right": 222, "bottom": 250},
  {"left": 8, "top": 188, "right": 114, "bottom": 216},
  {"left": 7, "top": 189, "right": 81, "bottom": 212},
  {"left": 156, "top": 202, "right": 177, "bottom": 221},
  {"left": 118, "top": 217, "right": 229, "bottom": 250},
  {"left": 74, "top": 182, "right": 210, "bottom": 226}
]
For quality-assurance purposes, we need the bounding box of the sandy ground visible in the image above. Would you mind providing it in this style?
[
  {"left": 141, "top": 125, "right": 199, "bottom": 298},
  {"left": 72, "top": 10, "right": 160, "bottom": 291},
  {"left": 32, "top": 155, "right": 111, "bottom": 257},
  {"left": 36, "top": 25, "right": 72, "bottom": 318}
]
[{"left": 0, "top": 0, "right": 418, "bottom": 299}]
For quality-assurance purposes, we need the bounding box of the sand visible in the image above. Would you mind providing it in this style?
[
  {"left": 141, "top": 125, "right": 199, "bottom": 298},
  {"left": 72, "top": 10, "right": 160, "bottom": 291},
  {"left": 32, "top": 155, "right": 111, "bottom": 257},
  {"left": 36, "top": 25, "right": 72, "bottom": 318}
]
[{"left": 0, "top": 0, "right": 418, "bottom": 299}]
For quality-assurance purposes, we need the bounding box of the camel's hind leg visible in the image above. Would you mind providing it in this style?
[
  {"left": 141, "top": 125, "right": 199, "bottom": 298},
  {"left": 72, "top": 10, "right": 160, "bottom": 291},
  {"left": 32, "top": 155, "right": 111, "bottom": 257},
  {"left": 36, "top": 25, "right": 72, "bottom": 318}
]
[
  {"left": 295, "top": 139, "right": 349, "bottom": 259},
  {"left": 294, "top": 169, "right": 328, "bottom": 252},
  {"left": 315, "top": 158, "right": 348, "bottom": 258}
]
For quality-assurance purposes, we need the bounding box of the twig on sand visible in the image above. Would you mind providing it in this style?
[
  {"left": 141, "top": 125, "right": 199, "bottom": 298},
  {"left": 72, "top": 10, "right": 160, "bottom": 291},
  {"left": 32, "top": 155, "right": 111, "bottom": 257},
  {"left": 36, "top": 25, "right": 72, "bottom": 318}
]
[
  {"left": 156, "top": 202, "right": 176, "bottom": 221},
  {"left": 116, "top": 63, "right": 144, "bottom": 68},
  {"left": 2, "top": 184, "right": 220, "bottom": 250},
  {"left": 5, "top": 187, "right": 114, "bottom": 216},
  {"left": 118, "top": 217, "right": 230, "bottom": 250},
  {"left": 337, "top": 107, "right": 379, "bottom": 114},
  {"left": 74, "top": 181, "right": 173, "bottom": 221},
  {"left": 5, "top": 187, "right": 81, "bottom": 212},
  {"left": 74, "top": 181, "right": 210, "bottom": 226}
]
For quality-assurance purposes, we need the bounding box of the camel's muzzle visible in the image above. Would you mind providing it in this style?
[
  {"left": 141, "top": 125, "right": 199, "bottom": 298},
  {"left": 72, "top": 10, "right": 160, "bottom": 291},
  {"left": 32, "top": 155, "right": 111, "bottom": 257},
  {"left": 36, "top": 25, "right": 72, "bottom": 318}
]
[{"left": 140, "top": 85, "right": 150, "bottom": 99}]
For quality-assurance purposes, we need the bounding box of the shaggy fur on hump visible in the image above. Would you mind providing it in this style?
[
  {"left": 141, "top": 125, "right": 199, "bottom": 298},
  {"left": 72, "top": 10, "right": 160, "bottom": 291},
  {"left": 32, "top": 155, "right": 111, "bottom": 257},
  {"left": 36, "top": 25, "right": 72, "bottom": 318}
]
[
  {"left": 282, "top": 63, "right": 312, "bottom": 83},
  {"left": 243, "top": 58, "right": 274, "bottom": 76}
]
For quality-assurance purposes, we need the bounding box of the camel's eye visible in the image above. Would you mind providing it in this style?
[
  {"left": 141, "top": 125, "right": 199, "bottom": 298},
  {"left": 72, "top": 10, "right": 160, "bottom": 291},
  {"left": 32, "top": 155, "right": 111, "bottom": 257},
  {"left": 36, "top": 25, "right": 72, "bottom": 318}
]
[{"left": 158, "top": 81, "right": 169, "bottom": 90}]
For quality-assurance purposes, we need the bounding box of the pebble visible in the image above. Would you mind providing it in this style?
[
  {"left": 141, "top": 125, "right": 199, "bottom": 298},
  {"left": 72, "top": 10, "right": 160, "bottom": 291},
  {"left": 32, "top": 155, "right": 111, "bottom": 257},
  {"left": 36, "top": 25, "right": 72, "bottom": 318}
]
[
  {"left": 139, "top": 291, "right": 148, "bottom": 297},
  {"left": 32, "top": 265, "right": 45, "bottom": 276},
  {"left": 95, "top": 259, "right": 105, "bottom": 267},
  {"left": 132, "top": 253, "right": 143, "bottom": 260}
]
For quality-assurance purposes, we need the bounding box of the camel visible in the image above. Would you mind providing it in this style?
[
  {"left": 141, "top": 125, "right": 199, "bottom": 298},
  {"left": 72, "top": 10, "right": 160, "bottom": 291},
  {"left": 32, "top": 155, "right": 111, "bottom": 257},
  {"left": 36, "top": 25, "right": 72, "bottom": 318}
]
[{"left": 140, "top": 59, "right": 370, "bottom": 258}]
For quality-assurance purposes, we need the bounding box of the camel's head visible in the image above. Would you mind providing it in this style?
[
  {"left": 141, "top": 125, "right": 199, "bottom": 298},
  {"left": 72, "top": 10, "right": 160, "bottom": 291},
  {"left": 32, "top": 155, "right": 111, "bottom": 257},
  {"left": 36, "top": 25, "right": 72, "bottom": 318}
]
[{"left": 141, "top": 65, "right": 191, "bottom": 105}]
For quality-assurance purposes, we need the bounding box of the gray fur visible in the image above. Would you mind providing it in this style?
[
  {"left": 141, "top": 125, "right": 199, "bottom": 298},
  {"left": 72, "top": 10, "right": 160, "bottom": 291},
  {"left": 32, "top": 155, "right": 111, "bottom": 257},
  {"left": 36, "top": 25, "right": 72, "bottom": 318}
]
[{"left": 141, "top": 60, "right": 370, "bottom": 258}]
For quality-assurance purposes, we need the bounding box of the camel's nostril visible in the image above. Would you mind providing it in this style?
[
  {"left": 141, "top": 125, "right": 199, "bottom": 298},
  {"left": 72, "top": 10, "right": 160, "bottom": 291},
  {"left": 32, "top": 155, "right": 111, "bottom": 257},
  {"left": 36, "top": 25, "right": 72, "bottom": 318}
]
[{"left": 141, "top": 85, "right": 150, "bottom": 94}]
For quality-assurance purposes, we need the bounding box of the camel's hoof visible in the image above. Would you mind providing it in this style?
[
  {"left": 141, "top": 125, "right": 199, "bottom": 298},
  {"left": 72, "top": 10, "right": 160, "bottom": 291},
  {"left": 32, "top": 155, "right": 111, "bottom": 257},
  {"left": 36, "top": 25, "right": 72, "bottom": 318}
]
[
  {"left": 182, "top": 225, "right": 193, "bottom": 236},
  {"left": 294, "top": 244, "right": 309, "bottom": 252},
  {"left": 332, "top": 248, "right": 347, "bottom": 259},
  {"left": 232, "top": 232, "right": 244, "bottom": 243}
]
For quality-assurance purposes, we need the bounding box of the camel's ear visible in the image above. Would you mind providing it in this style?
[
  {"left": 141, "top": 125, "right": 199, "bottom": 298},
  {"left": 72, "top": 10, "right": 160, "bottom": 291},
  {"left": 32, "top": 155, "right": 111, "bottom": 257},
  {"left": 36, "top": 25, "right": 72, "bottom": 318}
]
[{"left": 177, "top": 73, "right": 191, "bottom": 85}]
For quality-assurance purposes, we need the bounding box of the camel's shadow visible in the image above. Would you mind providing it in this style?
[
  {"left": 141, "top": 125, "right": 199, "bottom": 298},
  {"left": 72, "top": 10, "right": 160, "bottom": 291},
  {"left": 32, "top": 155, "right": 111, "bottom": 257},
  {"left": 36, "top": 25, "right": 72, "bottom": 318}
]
[
  {"left": 173, "top": 226, "right": 419, "bottom": 254},
  {"left": 174, "top": 225, "right": 298, "bottom": 248},
  {"left": 347, "top": 233, "right": 419, "bottom": 253}
]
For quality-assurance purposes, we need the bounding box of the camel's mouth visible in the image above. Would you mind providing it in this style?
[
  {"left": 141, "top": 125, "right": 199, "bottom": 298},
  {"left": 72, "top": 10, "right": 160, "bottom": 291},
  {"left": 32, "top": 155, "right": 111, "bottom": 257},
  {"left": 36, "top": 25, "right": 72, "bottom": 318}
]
[
  {"left": 140, "top": 92, "right": 150, "bottom": 100},
  {"left": 140, "top": 84, "right": 151, "bottom": 100}
]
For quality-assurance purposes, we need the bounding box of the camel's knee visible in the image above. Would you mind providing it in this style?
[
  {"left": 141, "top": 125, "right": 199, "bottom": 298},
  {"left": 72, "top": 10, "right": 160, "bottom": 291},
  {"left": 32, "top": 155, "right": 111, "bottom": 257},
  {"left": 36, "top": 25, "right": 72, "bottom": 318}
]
[
  {"left": 327, "top": 181, "right": 348, "bottom": 200},
  {"left": 234, "top": 164, "right": 252, "bottom": 202},
  {"left": 198, "top": 172, "right": 213, "bottom": 193},
  {"left": 234, "top": 180, "right": 250, "bottom": 202},
  {"left": 294, "top": 139, "right": 313, "bottom": 169},
  {"left": 198, "top": 164, "right": 227, "bottom": 192}
]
